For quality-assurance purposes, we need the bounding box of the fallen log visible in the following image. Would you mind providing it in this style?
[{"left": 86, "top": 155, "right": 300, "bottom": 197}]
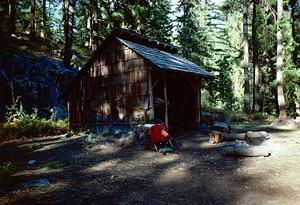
[
  {"left": 246, "top": 131, "right": 269, "bottom": 138},
  {"left": 223, "top": 133, "right": 246, "bottom": 141},
  {"left": 225, "top": 146, "right": 271, "bottom": 157}
]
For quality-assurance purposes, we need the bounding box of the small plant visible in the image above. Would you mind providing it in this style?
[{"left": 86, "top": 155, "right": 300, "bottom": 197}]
[
  {"left": 59, "top": 135, "right": 67, "bottom": 140},
  {"left": 63, "top": 160, "right": 72, "bottom": 167},
  {"left": 45, "top": 162, "right": 58, "bottom": 170},
  {"left": 0, "top": 162, "right": 16, "bottom": 184},
  {"left": 27, "top": 143, "right": 39, "bottom": 150}
]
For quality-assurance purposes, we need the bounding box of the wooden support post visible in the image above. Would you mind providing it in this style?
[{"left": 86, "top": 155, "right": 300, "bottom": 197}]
[
  {"left": 152, "top": 75, "right": 162, "bottom": 89},
  {"left": 197, "top": 78, "right": 202, "bottom": 127},
  {"left": 147, "top": 70, "right": 154, "bottom": 120},
  {"left": 164, "top": 78, "right": 169, "bottom": 131}
]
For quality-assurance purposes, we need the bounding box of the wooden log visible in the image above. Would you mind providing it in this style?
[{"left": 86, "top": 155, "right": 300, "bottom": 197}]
[
  {"left": 164, "top": 78, "right": 169, "bottom": 131},
  {"left": 223, "top": 133, "right": 246, "bottom": 141},
  {"left": 225, "top": 146, "right": 271, "bottom": 157},
  {"left": 197, "top": 79, "right": 202, "bottom": 127},
  {"left": 209, "top": 131, "right": 223, "bottom": 144}
]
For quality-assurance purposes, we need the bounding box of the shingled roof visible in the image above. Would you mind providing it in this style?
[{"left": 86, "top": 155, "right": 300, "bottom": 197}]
[
  {"left": 60, "top": 28, "right": 214, "bottom": 99},
  {"left": 117, "top": 37, "right": 215, "bottom": 78}
]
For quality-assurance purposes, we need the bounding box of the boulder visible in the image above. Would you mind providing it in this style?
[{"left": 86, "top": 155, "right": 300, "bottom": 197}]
[
  {"left": 271, "top": 119, "right": 300, "bottom": 130},
  {"left": 0, "top": 47, "right": 78, "bottom": 120}
]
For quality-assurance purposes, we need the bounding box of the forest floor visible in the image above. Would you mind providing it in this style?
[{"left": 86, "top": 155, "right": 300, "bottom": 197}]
[{"left": 1, "top": 121, "right": 300, "bottom": 205}]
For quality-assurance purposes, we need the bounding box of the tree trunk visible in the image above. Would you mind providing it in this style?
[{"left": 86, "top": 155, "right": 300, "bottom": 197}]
[
  {"left": 252, "top": 0, "right": 260, "bottom": 113},
  {"left": 8, "top": 0, "right": 16, "bottom": 36},
  {"left": 243, "top": 0, "right": 250, "bottom": 114},
  {"left": 41, "top": 0, "right": 46, "bottom": 40},
  {"left": 92, "top": 0, "right": 99, "bottom": 52},
  {"left": 30, "top": 0, "right": 36, "bottom": 41},
  {"left": 63, "top": 0, "right": 76, "bottom": 69},
  {"left": 276, "top": 0, "right": 287, "bottom": 119},
  {"left": 86, "top": 13, "right": 92, "bottom": 48},
  {"left": 62, "top": 0, "right": 68, "bottom": 40}
]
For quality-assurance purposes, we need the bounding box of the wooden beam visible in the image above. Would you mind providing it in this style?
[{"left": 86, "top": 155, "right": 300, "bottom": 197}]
[
  {"left": 152, "top": 75, "right": 162, "bottom": 89},
  {"left": 164, "top": 78, "right": 169, "bottom": 131},
  {"left": 147, "top": 70, "right": 155, "bottom": 120},
  {"left": 196, "top": 78, "right": 202, "bottom": 127}
]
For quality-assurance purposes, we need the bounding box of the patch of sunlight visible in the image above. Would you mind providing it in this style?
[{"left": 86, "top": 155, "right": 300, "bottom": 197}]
[
  {"left": 149, "top": 153, "right": 180, "bottom": 164},
  {"left": 34, "top": 142, "right": 67, "bottom": 152},
  {"left": 155, "top": 162, "right": 193, "bottom": 185},
  {"left": 85, "top": 159, "right": 120, "bottom": 172},
  {"left": 14, "top": 167, "right": 62, "bottom": 177}
]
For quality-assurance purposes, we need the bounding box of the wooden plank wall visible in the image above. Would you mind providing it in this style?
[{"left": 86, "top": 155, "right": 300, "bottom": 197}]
[{"left": 68, "top": 38, "right": 149, "bottom": 131}]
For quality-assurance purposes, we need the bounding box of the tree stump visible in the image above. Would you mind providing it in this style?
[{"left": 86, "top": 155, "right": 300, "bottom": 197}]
[{"left": 209, "top": 131, "right": 223, "bottom": 144}]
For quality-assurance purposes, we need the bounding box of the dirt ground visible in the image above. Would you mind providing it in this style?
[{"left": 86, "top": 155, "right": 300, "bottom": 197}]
[{"left": 1, "top": 121, "right": 300, "bottom": 205}]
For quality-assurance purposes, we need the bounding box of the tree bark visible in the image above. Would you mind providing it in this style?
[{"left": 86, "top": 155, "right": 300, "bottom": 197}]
[
  {"left": 62, "top": 0, "right": 68, "bottom": 40},
  {"left": 243, "top": 0, "right": 250, "bottom": 114},
  {"left": 30, "top": 0, "right": 36, "bottom": 41},
  {"left": 8, "top": 0, "right": 16, "bottom": 36},
  {"left": 41, "top": 0, "right": 47, "bottom": 39},
  {"left": 91, "top": 0, "right": 99, "bottom": 52},
  {"left": 276, "top": 0, "right": 287, "bottom": 119},
  {"left": 252, "top": 0, "right": 260, "bottom": 113},
  {"left": 63, "top": 0, "right": 76, "bottom": 69}
]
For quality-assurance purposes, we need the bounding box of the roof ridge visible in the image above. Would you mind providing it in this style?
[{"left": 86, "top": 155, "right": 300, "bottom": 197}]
[{"left": 111, "top": 28, "right": 180, "bottom": 54}]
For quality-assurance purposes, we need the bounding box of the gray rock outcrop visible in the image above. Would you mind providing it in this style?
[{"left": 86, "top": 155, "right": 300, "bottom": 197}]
[{"left": 0, "top": 46, "right": 78, "bottom": 120}]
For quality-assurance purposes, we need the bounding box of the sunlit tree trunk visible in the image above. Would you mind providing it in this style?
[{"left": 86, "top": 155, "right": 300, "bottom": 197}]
[
  {"left": 30, "top": 0, "right": 36, "bottom": 41},
  {"left": 41, "top": 0, "right": 46, "bottom": 40},
  {"left": 252, "top": 0, "right": 260, "bottom": 113},
  {"left": 92, "top": 0, "right": 99, "bottom": 52},
  {"left": 243, "top": 0, "right": 250, "bottom": 114},
  {"left": 63, "top": 0, "right": 76, "bottom": 69},
  {"left": 8, "top": 0, "right": 16, "bottom": 36},
  {"left": 276, "top": 0, "right": 287, "bottom": 119}
]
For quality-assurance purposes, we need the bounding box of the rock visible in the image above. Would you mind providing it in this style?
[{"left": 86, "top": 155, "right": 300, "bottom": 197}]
[
  {"left": 114, "top": 129, "right": 122, "bottom": 135},
  {"left": 271, "top": 119, "right": 300, "bottom": 130},
  {"left": 0, "top": 47, "right": 78, "bottom": 119},
  {"left": 28, "top": 160, "right": 36, "bottom": 165},
  {"left": 22, "top": 179, "right": 50, "bottom": 187}
]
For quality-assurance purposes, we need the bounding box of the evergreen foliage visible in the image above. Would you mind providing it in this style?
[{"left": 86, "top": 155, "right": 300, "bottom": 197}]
[{"left": 0, "top": 0, "right": 299, "bottom": 118}]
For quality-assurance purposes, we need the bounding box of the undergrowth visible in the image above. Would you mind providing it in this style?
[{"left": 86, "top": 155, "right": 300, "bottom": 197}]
[
  {"left": 0, "top": 162, "right": 15, "bottom": 185},
  {"left": 0, "top": 97, "right": 69, "bottom": 141}
]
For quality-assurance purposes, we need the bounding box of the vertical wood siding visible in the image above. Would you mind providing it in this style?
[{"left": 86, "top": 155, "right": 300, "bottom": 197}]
[{"left": 68, "top": 38, "right": 149, "bottom": 131}]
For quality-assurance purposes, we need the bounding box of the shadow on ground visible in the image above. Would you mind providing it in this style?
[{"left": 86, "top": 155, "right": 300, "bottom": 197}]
[{"left": 1, "top": 122, "right": 297, "bottom": 204}]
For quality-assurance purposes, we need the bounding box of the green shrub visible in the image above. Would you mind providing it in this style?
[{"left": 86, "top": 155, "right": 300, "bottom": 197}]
[
  {"left": 251, "top": 112, "right": 275, "bottom": 120},
  {"left": 63, "top": 160, "right": 72, "bottom": 167},
  {"left": 0, "top": 162, "right": 15, "bottom": 184},
  {"left": 0, "top": 97, "right": 69, "bottom": 140},
  {"left": 45, "top": 162, "right": 58, "bottom": 170}
]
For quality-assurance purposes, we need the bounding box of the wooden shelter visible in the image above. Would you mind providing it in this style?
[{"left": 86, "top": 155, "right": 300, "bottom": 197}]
[{"left": 60, "top": 28, "right": 215, "bottom": 132}]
